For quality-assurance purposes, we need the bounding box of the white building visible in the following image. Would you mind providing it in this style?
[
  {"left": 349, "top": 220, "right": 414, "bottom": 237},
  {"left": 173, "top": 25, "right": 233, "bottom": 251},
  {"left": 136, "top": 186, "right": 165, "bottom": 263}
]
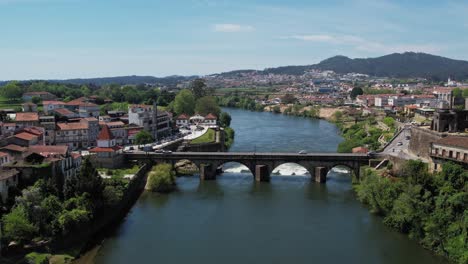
[{"left": 128, "top": 104, "right": 171, "bottom": 139}]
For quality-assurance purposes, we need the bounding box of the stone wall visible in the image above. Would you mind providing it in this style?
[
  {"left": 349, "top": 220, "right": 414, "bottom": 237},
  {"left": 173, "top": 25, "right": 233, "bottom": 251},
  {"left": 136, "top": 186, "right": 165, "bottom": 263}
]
[{"left": 408, "top": 126, "right": 444, "bottom": 160}]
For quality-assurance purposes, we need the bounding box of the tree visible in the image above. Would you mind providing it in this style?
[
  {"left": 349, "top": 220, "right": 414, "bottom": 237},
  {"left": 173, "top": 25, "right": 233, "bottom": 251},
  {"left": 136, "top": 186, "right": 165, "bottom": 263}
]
[
  {"left": 350, "top": 87, "right": 364, "bottom": 99},
  {"left": 174, "top": 89, "right": 195, "bottom": 115},
  {"left": 219, "top": 112, "right": 232, "bottom": 127},
  {"left": 282, "top": 94, "right": 296, "bottom": 104},
  {"left": 31, "top": 96, "right": 42, "bottom": 105},
  {"left": 2, "top": 205, "right": 38, "bottom": 243},
  {"left": 195, "top": 96, "right": 221, "bottom": 116},
  {"left": 462, "top": 89, "right": 468, "bottom": 98},
  {"left": 135, "top": 130, "right": 154, "bottom": 145},
  {"left": 190, "top": 78, "right": 208, "bottom": 99},
  {"left": 452, "top": 88, "right": 462, "bottom": 99},
  {"left": 1, "top": 81, "right": 23, "bottom": 100}
]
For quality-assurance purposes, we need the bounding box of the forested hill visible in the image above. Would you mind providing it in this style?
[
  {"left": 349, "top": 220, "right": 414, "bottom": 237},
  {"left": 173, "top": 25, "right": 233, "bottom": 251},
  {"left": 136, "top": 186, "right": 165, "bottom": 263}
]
[
  {"left": 220, "top": 52, "right": 468, "bottom": 80},
  {"left": 313, "top": 52, "right": 468, "bottom": 80}
]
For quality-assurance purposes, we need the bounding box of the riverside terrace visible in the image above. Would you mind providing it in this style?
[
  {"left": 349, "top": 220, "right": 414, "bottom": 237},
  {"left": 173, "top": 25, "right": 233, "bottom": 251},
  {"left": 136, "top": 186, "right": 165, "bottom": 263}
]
[{"left": 124, "top": 151, "right": 372, "bottom": 182}]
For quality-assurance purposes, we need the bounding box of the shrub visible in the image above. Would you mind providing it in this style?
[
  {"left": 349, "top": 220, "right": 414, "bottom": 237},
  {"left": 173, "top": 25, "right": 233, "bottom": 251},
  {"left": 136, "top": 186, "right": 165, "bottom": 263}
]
[{"left": 146, "top": 164, "right": 176, "bottom": 193}]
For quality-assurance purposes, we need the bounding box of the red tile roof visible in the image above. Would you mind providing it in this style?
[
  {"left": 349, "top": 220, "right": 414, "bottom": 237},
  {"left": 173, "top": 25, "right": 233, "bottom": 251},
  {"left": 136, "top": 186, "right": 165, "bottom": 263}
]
[
  {"left": 57, "top": 122, "right": 88, "bottom": 130},
  {"left": 97, "top": 125, "right": 114, "bottom": 140},
  {"left": 0, "top": 151, "right": 9, "bottom": 158},
  {"left": 19, "top": 127, "right": 44, "bottom": 136},
  {"left": 205, "top": 113, "right": 217, "bottom": 120},
  {"left": 28, "top": 145, "right": 68, "bottom": 156},
  {"left": 434, "top": 136, "right": 468, "bottom": 149},
  {"left": 43, "top": 100, "right": 65, "bottom": 105},
  {"left": 177, "top": 114, "right": 190, "bottom": 120},
  {"left": 71, "top": 152, "right": 81, "bottom": 159},
  {"left": 54, "top": 108, "right": 75, "bottom": 116},
  {"left": 14, "top": 132, "right": 38, "bottom": 141},
  {"left": 1, "top": 144, "right": 27, "bottom": 153},
  {"left": 15, "top": 112, "right": 39, "bottom": 122},
  {"left": 89, "top": 146, "right": 121, "bottom": 153}
]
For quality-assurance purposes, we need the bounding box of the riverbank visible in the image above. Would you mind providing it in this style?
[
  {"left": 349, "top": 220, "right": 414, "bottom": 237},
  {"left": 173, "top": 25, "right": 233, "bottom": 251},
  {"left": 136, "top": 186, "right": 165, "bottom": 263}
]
[{"left": 355, "top": 162, "right": 467, "bottom": 264}]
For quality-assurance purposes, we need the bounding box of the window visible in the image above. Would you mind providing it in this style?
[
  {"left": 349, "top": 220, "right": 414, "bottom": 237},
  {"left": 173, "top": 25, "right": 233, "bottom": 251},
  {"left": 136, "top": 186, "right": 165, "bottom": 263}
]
[
  {"left": 449, "top": 151, "right": 453, "bottom": 158},
  {"left": 456, "top": 152, "right": 460, "bottom": 160}
]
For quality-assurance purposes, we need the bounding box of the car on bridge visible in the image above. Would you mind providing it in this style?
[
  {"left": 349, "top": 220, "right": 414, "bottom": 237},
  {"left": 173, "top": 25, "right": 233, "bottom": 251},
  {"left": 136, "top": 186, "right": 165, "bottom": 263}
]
[{"left": 298, "top": 150, "right": 307, "bottom": 154}]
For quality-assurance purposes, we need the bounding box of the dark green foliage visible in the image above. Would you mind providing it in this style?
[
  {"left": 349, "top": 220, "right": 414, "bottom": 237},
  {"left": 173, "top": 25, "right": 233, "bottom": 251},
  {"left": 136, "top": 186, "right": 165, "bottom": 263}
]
[
  {"left": 224, "top": 127, "right": 235, "bottom": 149},
  {"left": 190, "top": 78, "right": 211, "bottom": 99},
  {"left": 217, "top": 95, "right": 264, "bottom": 111},
  {"left": 219, "top": 112, "right": 232, "bottom": 127},
  {"left": 337, "top": 120, "right": 383, "bottom": 152},
  {"left": 195, "top": 96, "right": 221, "bottom": 117},
  {"left": 134, "top": 130, "right": 154, "bottom": 145},
  {"left": 356, "top": 162, "right": 468, "bottom": 263},
  {"left": 1, "top": 205, "right": 38, "bottom": 243},
  {"left": 174, "top": 89, "right": 196, "bottom": 115},
  {"left": 350, "top": 87, "right": 364, "bottom": 99}
]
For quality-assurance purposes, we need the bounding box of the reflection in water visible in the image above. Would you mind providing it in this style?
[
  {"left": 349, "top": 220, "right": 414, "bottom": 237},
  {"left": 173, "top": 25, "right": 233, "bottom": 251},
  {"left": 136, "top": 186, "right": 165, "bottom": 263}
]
[{"left": 94, "top": 108, "right": 446, "bottom": 264}]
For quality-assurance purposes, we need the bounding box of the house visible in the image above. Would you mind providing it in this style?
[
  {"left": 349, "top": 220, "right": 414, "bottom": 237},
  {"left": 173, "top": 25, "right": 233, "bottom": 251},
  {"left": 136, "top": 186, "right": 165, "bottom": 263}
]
[
  {"left": 0, "top": 168, "right": 19, "bottom": 203},
  {"left": 15, "top": 112, "right": 39, "bottom": 128},
  {"left": 103, "top": 121, "right": 127, "bottom": 145},
  {"left": 22, "top": 102, "right": 38, "bottom": 112},
  {"left": 22, "top": 91, "right": 56, "bottom": 101},
  {"left": 9, "top": 132, "right": 39, "bottom": 147},
  {"left": 65, "top": 97, "right": 100, "bottom": 118},
  {"left": 430, "top": 136, "right": 468, "bottom": 172},
  {"left": 128, "top": 104, "right": 171, "bottom": 139},
  {"left": 189, "top": 114, "right": 205, "bottom": 124},
  {"left": 0, "top": 144, "right": 27, "bottom": 161},
  {"left": 176, "top": 114, "right": 190, "bottom": 127},
  {"left": 55, "top": 118, "right": 99, "bottom": 149},
  {"left": 204, "top": 113, "right": 217, "bottom": 126},
  {"left": 89, "top": 125, "right": 123, "bottom": 168},
  {"left": 53, "top": 108, "right": 78, "bottom": 119},
  {"left": 0, "top": 151, "right": 11, "bottom": 166},
  {"left": 1, "top": 123, "right": 17, "bottom": 137},
  {"left": 39, "top": 116, "right": 56, "bottom": 145},
  {"left": 431, "top": 109, "right": 468, "bottom": 133},
  {"left": 43, "top": 100, "right": 65, "bottom": 115},
  {"left": 27, "top": 145, "right": 81, "bottom": 178}
]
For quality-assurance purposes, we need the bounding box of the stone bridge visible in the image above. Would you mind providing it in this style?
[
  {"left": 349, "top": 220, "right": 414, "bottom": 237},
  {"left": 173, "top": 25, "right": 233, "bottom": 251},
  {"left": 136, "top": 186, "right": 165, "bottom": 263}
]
[{"left": 125, "top": 152, "right": 371, "bottom": 183}]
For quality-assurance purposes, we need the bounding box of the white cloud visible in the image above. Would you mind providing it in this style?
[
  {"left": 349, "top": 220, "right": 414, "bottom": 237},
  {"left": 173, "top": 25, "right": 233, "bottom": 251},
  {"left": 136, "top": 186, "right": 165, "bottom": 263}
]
[
  {"left": 213, "top": 24, "right": 254, "bottom": 33},
  {"left": 283, "top": 34, "right": 441, "bottom": 54}
]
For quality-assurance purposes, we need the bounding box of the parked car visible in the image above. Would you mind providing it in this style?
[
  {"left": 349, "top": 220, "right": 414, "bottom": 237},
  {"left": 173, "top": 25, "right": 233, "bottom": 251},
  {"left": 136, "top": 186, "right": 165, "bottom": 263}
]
[{"left": 397, "top": 142, "right": 403, "bottom": 146}]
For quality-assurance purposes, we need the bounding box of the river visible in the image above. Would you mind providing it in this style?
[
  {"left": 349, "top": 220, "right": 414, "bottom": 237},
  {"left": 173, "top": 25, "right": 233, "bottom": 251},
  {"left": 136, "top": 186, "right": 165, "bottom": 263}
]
[{"left": 92, "top": 108, "right": 446, "bottom": 264}]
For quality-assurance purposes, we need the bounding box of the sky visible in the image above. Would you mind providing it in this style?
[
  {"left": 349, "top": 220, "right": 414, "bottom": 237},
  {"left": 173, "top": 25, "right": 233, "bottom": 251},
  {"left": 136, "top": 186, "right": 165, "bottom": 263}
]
[{"left": 1, "top": 0, "right": 468, "bottom": 80}]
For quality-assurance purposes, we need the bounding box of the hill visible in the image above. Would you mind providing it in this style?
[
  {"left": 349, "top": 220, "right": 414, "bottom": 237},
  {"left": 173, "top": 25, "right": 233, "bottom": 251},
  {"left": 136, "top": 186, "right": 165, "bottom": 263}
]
[{"left": 313, "top": 52, "right": 468, "bottom": 80}]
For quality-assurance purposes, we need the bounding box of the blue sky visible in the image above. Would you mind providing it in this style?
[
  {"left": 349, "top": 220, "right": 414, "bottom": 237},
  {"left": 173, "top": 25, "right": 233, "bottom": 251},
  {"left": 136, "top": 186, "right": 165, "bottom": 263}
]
[{"left": 1, "top": 0, "right": 467, "bottom": 80}]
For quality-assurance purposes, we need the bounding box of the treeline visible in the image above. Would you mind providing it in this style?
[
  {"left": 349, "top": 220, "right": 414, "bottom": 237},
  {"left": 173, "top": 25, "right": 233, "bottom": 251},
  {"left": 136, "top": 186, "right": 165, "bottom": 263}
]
[
  {"left": 355, "top": 161, "right": 467, "bottom": 263},
  {"left": 1, "top": 158, "right": 127, "bottom": 248},
  {"left": 217, "top": 95, "right": 264, "bottom": 111},
  {"left": 0, "top": 80, "right": 176, "bottom": 106}
]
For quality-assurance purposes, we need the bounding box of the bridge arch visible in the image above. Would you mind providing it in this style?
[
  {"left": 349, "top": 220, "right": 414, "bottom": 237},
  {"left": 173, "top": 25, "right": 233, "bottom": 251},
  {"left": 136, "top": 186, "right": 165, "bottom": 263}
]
[
  {"left": 270, "top": 162, "right": 312, "bottom": 178},
  {"left": 217, "top": 161, "right": 255, "bottom": 176},
  {"left": 327, "top": 163, "right": 360, "bottom": 182}
]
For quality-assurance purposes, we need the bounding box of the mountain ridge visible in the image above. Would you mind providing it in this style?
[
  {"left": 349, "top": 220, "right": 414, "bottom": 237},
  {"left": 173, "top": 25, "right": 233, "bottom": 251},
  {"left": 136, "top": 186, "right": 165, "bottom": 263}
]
[{"left": 1, "top": 52, "right": 467, "bottom": 85}]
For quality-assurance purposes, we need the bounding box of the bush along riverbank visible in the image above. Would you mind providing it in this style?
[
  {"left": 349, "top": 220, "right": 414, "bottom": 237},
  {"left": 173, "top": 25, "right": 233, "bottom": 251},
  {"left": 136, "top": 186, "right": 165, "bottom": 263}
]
[
  {"left": 0, "top": 158, "right": 149, "bottom": 262},
  {"left": 146, "top": 164, "right": 177, "bottom": 193},
  {"left": 355, "top": 161, "right": 467, "bottom": 264}
]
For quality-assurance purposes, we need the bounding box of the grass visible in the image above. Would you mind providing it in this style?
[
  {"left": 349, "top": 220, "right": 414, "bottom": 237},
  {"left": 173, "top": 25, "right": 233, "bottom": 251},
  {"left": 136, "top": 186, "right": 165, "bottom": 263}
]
[{"left": 190, "top": 128, "right": 215, "bottom": 144}]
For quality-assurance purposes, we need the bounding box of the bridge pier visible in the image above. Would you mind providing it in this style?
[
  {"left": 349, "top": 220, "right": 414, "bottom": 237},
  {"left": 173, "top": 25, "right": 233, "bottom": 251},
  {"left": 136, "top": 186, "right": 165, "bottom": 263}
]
[
  {"left": 314, "top": 167, "right": 327, "bottom": 183},
  {"left": 200, "top": 164, "right": 217, "bottom": 180},
  {"left": 255, "top": 165, "right": 270, "bottom": 182}
]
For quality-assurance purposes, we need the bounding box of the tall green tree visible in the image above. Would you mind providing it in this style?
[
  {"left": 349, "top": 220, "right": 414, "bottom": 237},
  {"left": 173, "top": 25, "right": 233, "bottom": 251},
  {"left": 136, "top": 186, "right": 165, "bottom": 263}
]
[
  {"left": 195, "top": 96, "right": 221, "bottom": 116},
  {"left": 219, "top": 112, "right": 232, "bottom": 127},
  {"left": 135, "top": 130, "right": 154, "bottom": 145},
  {"left": 350, "top": 87, "right": 364, "bottom": 99},
  {"left": 1, "top": 81, "right": 23, "bottom": 100},
  {"left": 174, "top": 89, "right": 195, "bottom": 115},
  {"left": 2, "top": 205, "right": 38, "bottom": 243},
  {"left": 190, "top": 78, "right": 208, "bottom": 99}
]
